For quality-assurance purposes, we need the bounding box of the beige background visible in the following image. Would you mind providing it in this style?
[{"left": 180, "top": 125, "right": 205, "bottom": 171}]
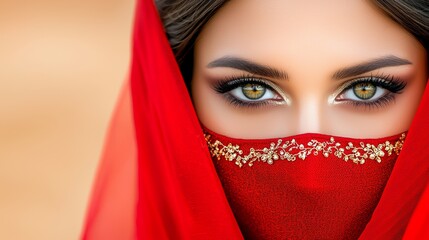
[{"left": 0, "top": 0, "right": 134, "bottom": 239}]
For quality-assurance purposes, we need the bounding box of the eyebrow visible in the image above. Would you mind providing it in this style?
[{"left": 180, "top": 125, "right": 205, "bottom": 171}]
[
  {"left": 207, "top": 56, "right": 288, "bottom": 80},
  {"left": 332, "top": 55, "right": 412, "bottom": 80}
]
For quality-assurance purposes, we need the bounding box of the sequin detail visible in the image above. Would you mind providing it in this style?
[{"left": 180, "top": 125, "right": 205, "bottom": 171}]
[{"left": 204, "top": 133, "right": 406, "bottom": 167}]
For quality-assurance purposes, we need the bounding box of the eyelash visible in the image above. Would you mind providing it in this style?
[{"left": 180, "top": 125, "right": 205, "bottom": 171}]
[
  {"left": 212, "top": 74, "right": 407, "bottom": 109},
  {"left": 337, "top": 74, "right": 406, "bottom": 110},
  {"left": 212, "top": 75, "right": 280, "bottom": 108}
]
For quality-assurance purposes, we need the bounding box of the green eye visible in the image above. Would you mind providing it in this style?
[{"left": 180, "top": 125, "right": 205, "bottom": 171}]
[
  {"left": 242, "top": 83, "right": 266, "bottom": 99},
  {"left": 353, "top": 83, "right": 376, "bottom": 100}
]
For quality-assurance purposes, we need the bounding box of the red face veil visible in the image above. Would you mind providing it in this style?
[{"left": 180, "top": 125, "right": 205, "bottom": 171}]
[
  {"left": 204, "top": 128, "right": 406, "bottom": 239},
  {"left": 81, "top": 0, "right": 429, "bottom": 239}
]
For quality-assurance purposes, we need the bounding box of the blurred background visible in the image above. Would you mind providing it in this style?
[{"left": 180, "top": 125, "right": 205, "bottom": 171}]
[{"left": 0, "top": 0, "right": 134, "bottom": 239}]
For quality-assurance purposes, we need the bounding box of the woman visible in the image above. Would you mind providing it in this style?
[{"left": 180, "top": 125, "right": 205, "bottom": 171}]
[{"left": 82, "top": 0, "right": 429, "bottom": 239}]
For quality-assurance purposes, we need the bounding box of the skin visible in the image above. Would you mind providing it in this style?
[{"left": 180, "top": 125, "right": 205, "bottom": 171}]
[{"left": 191, "top": 0, "right": 428, "bottom": 139}]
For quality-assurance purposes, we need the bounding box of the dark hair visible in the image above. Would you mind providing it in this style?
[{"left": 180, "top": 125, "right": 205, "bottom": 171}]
[
  {"left": 155, "top": 0, "right": 226, "bottom": 88},
  {"left": 155, "top": 0, "right": 428, "bottom": 84}
]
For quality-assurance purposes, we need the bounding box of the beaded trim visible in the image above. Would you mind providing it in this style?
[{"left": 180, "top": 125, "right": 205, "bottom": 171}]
[{"left": 204, "top": 133, "right": 406, "bottom": 167}]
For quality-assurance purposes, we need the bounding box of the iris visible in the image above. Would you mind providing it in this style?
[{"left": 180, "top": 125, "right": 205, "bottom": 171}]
[
  {"left": 353, "top": 82, "right": 377, "bottom": 100},
  {"left": 241, "top": 83, "right": 266, "bottom": 100}
]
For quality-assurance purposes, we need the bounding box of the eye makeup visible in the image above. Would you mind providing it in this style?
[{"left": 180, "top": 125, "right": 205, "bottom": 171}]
[
  {"left": 211, "top": 75, "right": 290, "bottom": 108},
  {"left": 330, "top": 74, "right": 407, "bottom": 109},
  {"left": 211, "top": 73, "right": 407, "bottom": 110}
]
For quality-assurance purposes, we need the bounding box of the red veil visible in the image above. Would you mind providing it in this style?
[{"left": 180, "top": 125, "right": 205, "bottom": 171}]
[{"left": 81, "top": 0, "right": 429, "bottom": 239}]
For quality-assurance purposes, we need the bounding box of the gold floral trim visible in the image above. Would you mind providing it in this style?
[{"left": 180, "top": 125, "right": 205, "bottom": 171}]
[{"left": 204, "top": 133, "right": 406, "bottom": 167}]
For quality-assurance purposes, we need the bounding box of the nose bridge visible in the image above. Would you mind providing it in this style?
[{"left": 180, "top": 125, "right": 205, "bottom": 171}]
[{"left": 296, "top": 96, "right": 322, "bottom": 134}]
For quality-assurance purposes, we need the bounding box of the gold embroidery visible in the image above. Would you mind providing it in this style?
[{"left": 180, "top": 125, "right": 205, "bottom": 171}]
[{"left": 204, "top": 133, "right": 406, "bottom": 167}]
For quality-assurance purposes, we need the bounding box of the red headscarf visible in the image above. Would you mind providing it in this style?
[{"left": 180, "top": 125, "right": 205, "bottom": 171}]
[{"left": 81, "top": 0, "right": 429, "bottom": 239}]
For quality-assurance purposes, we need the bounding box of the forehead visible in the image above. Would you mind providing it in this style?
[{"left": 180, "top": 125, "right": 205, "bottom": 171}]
[{"left": 195, "top": 0, "right": 422, "bottom": 70}]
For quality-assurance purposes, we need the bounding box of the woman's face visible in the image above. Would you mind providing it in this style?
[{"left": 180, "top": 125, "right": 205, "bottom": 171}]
[{"left": 191, "top": 0, "right": 427, "bottom": 139}]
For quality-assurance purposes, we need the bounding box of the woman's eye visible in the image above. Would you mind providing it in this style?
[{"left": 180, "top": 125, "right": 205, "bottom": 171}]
[
  {"left": 212, "top": 78, "right": 289, "bottom": 107},
  {"left": 336, "top": 81, "right": 387, "bottom": 102},
  {"left": 333, "top": 76, "right": 406, "bottom": 107},
  {"left": 229, "top": 83, "right": 281, "bottom": 102}
]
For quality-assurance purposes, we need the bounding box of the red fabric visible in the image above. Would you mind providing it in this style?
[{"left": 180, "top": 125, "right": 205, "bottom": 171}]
[
  {"left": 403, "top": 182, "right": 429, "bottom": 239},
  {"left": 81, "top": 0, "right": 429, "bottom": 239},
  {"left": 359, "top": 82, "right": 429, "bottom": 239},
  {"left": 81, "top": 83, "right": 137, "bottom": 239},
  {"left": 205, "top": 129, "right": 405, "bottom": 239},
  {"left": 130, "top": 0, "right": 242, "bottom": 238},
  {"left": 82, "top": 0, "right": 242, "bottom": 239}
]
